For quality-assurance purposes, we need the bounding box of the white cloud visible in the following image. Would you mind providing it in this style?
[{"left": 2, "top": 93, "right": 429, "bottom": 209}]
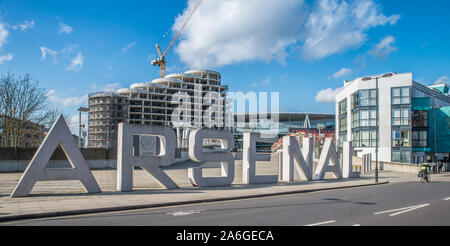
[
  {"left": 368, "top": 35, "right": 397, "bottom": 58},
  {"left": 0, "top": 23, "right": 9, "bottom": 48},
  {"left": 174, "top": 0, "right": 306, "bottom": 68},
  {"left": 59, "top": 22, "right": 73, "bottom": 34},
  {"left": 10, "top": 20, "right": 35, "bottom": 31},
  {"left": 90, "top": 82, "right": 123, "bottom": 92},
  {"left": 122, "top": 41, "right": 136, "bottom": 53},
  {"left": 331, "top": 68, "right": 352, "bottom": 79},
  {"left": 46, "top": 89, "right": 88, "bottom": 107},
  {"left": 173, "top": 0, "right": 400, "bottom": 68},
  {"left": 66, "top": 53, "right": 84, "bottom": 71},
  {"left": 315, "top": 87, "right": 343, "bottom": 103},
  {"left": 261, "top": 77, "right": 271, "bottom": 85},
  {"left": 250, "top": 77, "right": 271, "bottom": 88},
  {"left": 301, "top": 0, "right": 400, "bottom": 60},
  {"left": 40, "top": 46, "right": 58, "bottom": 63},
  {"left": 40, "top": 45, "right": 85, "bottom": 71},
  {"left": 66, "top": 113, "right": 89, "bottom": 137},
  {"left": 0, "top": 53, "right": 13, "bottom": 64},
  {"left": 1, "top": 20, "right": 36, "bottom": 48},
  {"left": 61, "top": 44, "right": 79, "bottom": 54},
  {"left": 434, "top": 76, "right": 448, "bottom": 85}
]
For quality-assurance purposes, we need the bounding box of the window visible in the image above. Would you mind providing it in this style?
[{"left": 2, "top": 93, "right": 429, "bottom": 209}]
[
  {"left": 412, "top": 111, "right": 428, "bottom": 128},
  {"left": 352, "top": 109, "right": 376, "bottom": 128},
  {"left": 412, "top": 131, "right": 427, "bottom": 147},
  {"left": 352, "top": 89, "right": 377, "bottom": 109},
  {"left": 392, "top": 129, "right": 410, "bottom": 147},
  {"left": 392, "top": 150, "right": 411, "bottom": 163},
  {"left": 352, "top": 131, "right": 360, "bottom": 147},
  {"left": 338, "top": 98, "right": 348, "bottom": 133},
  {"left": 352, "top": 111, "right": 359, "bottom": 128},
  {"left": 338, "top": 133, "right": 347, "bottom": 148},
  {"left": 392, "top": 108, "right": 411, "bottom": 126},
  {"left": 339, "top": 116, "right": 347, "bottom": 132},
  {"left": 338, "top": 99, "right": 347, "bottom": 116},
  {"left": 392, "top": 87, "right": 410, "bottom": 105},
  {"left": 352, "top": 130, "right": 377, "bottom": 147}
]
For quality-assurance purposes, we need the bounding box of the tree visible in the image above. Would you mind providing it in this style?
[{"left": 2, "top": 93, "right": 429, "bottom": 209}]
[{"left": 0, "top": 73, "right": 49, "bottom": 147}]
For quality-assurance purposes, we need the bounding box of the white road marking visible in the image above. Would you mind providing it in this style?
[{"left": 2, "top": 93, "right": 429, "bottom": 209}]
[
  {"left": 444, "top": 197, "right": 450, "bottom": 201},
  {"left": 374, "top": 204, "right": 430, "bottom": 217},
  {"left": 166, "top": 210, "right": 203, "bottom": 216},
  {"left": 305, "top": 220, "right": 336, "bottom": 226}
]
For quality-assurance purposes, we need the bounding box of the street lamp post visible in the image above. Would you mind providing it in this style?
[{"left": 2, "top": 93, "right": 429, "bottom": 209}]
[
  {"left": 77, "top": 107, "right": 89, "bottom": 148},
  {"left": 362, "top": 73, "right": 394, "bottom": 183}
]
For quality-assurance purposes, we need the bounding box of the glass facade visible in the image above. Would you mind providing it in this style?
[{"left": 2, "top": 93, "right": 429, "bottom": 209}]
[
  {"left": 391, "top": 87, "right": 412, "bottom": 163},
  {"left": 412, "top": 130, "right": 427, "bottom": 148},
  {"left": 392, "top": 87, "right": 411, "bottom": 105},
  {"left": 337, "top": 76, "right": 448, "bottom": 165},
  {"left": 351, "top": 89, "right": 377, "bottom": 148},
  {"left": 338, "top": 99, "right": 347, "bottom": 149},
  {"left": 338, "top": 99, "right": 347, "bottom": 116},
  {"left": 412, "top": 110, "right": 428, "bottom": 150},
  {"left": 412, "top": 111, "right": 428, "bottom": 127},
  {"left": 352, "top": 89, "right": 377, "bottom": 109},
  {"left": 352, "top": 109, "right": 377, "bottom": 128},
  {"left": 352, "top": 129, "right": 377, "bottom": 147},
  {"left": 392, "top": 149, "right": 412, "bottom": 163},
  {"left": 392, "top": 129, "right": 411, "bottom": 147},
  {"left": 338, "top": 132, "right": 347, "bottom": 148},
  {"left": 338, "top": 99, "right": 347, "bottom": 132},
  {"left": 392, "top": 108, "right": 410, "bottom": 126}
]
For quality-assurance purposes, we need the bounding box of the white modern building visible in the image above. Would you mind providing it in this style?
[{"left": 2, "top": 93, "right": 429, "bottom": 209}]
[{"left": 335, "top": 72, "right": 450, "bottom": 164}]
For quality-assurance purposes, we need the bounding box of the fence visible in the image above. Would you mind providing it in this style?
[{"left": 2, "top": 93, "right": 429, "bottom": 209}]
[{"left": 0, "top": 147, "right": 190, "bottom": 172}]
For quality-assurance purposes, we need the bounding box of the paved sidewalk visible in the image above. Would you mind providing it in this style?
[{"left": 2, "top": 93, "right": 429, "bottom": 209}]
[{"left": 0, "top": 159, "right": 449, "bottom": 223}]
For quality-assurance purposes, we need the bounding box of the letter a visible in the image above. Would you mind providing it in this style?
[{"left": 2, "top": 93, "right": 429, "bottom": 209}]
[
  {"left": 313, "top": 138, "right": 343, "bottom": 180},
  {"left": 11, "top": 115, "right": 101, "bottom": 197}
]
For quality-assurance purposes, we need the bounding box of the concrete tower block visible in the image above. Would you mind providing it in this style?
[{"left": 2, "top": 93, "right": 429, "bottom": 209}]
[
  {"left": 11, "top": 115, "right": 101, "bottom": 197},
  {"left": 117, "top": 123, "right": 178, "bottom": 191},
  {"left": 188, "top": 129, "right": 235, "bottom": 187},
  {"left": 281, "top": 136, "right": 313, "bottom": 182},
  {"left": 242, "top": 133, "right": 278, "bottom": 184},
  {"left": 342, "top": 141, "right": 359, "bottom": 178},
  {"left": 313, "top": 138, "right": 343, "bottom": 180}
]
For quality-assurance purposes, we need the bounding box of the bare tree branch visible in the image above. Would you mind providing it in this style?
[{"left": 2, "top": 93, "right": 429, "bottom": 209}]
[{"left": 0, "top": 73, "right": 49, "bottom": 147}]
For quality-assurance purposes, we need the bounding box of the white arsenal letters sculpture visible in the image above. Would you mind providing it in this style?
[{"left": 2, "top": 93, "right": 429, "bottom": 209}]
[
  {"left": 10, "top": 118, "right": 359, "bottom": 197},
  {"left": 11, "top": 116, "right": 101, "bottom": 197},
  {"left": 188, "top": 129, "right": 235, "bottom": 187},
  {"left": 117, "top": 123, "right": 178, "bottom": 191}
]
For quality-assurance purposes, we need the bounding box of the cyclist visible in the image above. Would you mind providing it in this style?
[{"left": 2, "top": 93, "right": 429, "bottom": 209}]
[{"left": 419, "top": 162, "right": 432, "bottom": 180}]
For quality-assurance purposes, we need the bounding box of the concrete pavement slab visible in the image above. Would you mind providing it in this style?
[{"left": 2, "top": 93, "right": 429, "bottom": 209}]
[{"left": 0, "top": 158, "right": 449, "bottom": 223}]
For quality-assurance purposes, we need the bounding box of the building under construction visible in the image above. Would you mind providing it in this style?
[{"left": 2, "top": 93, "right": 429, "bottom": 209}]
[{"left": 88, "top": 69, "right": 229, "bottom": 148}]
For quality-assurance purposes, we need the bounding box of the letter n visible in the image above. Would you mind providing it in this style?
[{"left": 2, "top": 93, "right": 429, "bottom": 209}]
[
  {"left": 281, "top": 136, "right": 313, "bottom": 181},
  {"left": 313, "top": 138, "right": 343, "bottom": 180},
  {"left": 11, "top": 115, "right": 101, "bottom": 197}
]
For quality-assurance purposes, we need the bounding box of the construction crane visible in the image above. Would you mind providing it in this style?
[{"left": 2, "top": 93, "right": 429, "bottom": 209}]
[{"left": 151, "top": 0, "right": 202, "bottom": 78}]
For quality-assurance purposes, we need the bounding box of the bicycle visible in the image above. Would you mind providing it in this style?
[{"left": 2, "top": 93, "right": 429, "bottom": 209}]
[{"left": 418, "top": 170, "right": 431, "bottom": 183}]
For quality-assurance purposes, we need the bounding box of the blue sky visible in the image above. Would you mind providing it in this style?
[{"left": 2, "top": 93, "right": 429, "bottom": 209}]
[{"left": 0, "top": 0, "right": 449, "bottom": 133}]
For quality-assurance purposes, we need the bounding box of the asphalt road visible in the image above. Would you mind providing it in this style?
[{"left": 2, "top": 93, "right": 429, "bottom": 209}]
[{"left": 4, "top": 181, "right": 450, "bottom": 226}]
